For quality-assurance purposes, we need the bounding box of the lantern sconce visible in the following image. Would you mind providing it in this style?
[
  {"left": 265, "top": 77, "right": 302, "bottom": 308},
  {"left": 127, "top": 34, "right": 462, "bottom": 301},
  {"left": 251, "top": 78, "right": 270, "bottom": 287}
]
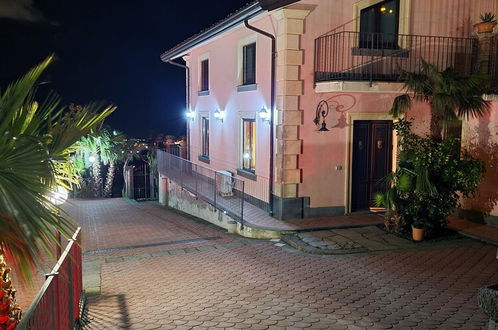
[
  {"left": 185, "top": 110, "right": 195, "bottom": 121},
  {"left": 214, "top": 109, "right": 226, "bottom": 122},
  {"left": 259, "top": 107, "right": 270, "bottom": 123},
  {"left": 313, "top": 100, "right": 330, "bottom": 132}
]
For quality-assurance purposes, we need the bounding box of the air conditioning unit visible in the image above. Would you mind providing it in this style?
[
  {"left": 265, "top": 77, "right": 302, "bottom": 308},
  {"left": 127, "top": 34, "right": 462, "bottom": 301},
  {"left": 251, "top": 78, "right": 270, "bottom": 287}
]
[{"left": 217, "top": 170, "right": 234, "bottom": 196}]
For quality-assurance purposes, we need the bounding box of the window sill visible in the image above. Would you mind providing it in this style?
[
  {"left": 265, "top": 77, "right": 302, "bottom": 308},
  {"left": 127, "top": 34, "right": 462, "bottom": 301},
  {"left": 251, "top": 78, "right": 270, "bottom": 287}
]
[
  {"left": 198, "top": 90, "right": 210, "bottom": 96},
  {"left": 237, "top": 168, "right": 257, "bottom": 181},
  {"left": 236, "top": 84, "right": 258, "bottom": 92},
  {"left": 198, "top": 155, "right": 210, "bottom": 164}
]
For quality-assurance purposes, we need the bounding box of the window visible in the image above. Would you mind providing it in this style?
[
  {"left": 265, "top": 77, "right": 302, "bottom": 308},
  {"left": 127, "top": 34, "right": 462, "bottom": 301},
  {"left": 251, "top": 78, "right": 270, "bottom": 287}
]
[
  {"left": 359, "top": 0, "right": 399, "bottom": 49},
  {"left": 200, "top": 59, "right": 209, "bottom": 91},
  {"left": 242, "top": 119, "right": 256, "bottom": 172},
  {"left": 242, "top": 43, "right": 256, "bottom": 85},
  {"left": 201, "top": 117, "right": 209, "bottom": 158}
]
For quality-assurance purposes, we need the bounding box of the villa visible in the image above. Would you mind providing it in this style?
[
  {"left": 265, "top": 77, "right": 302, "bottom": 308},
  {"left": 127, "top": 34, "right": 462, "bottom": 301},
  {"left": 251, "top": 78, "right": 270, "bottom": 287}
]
[{"left": 158, "top": 0, "right": 498, "bottom": 225}]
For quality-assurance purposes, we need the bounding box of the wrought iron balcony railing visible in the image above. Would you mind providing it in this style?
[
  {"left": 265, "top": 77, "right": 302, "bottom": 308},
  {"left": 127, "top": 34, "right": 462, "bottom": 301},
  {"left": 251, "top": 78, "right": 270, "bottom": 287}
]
[{"left": 314, "top": 31, "right": 478, "bottom": 84}]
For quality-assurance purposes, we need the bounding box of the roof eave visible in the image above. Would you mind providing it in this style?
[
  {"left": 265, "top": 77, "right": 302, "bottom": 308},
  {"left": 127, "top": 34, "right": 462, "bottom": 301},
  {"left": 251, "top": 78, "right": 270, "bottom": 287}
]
[{"left": 160, "top": 2, "right": 263, "bottom": 62}]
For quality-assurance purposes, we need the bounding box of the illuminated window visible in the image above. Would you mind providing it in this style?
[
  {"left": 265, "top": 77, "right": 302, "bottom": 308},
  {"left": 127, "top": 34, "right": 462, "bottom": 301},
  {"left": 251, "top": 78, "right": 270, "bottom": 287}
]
[
  {"left": 200, "top": 59, "right": 209, "bottom": 91},
  {"left": 242, "top": 118, "right": 256, "bottom": 172},
  {"left": 242, "top": 43, "right": 256, "bottom": 85},
  {"left": 201, "top": 116, "right": 209, "bottom": 157},
  {"left": 359, "top": 0, "right": 399, "bottom": 49}
]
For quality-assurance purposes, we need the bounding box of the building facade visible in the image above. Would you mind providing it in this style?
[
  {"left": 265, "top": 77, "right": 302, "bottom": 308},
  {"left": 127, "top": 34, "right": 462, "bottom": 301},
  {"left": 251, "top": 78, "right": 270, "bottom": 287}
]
[{"left": 161, "top": 0, "right": 498, "bottom": 222}]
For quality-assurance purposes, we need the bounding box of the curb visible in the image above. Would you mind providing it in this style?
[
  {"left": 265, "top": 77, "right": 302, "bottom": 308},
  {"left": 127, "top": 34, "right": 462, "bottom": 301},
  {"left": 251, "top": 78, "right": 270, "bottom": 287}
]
[{"left": 280, "top": 233, "right": 368, "bottom": 255}]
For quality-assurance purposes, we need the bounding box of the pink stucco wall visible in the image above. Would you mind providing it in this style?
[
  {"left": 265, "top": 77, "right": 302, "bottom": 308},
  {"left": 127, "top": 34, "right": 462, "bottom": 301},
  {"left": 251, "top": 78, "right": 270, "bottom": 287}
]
[
  {"left": 186, "top": 15, "right": 277, "bottom": 203},
  {"left": 182, "top": 0, "right": 498, "bottom": 215},
  {"left": 463, "top": 101, "right": 498, "bottom": 217},
  {"left": 296, "top": 0, "right": 497, "bottom": 210}
]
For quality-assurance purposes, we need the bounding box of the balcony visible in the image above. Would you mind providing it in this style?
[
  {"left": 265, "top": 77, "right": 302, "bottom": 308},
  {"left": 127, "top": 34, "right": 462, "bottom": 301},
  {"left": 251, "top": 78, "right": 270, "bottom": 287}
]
[{"left": 314, "top": 31, "right": 478, "bottom": 84}]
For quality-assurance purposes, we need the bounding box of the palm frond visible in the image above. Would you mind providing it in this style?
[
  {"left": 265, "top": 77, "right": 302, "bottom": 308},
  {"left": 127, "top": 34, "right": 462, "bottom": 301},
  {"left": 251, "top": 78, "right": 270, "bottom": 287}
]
[
  {"left": 0, "top": 56, "right": 115, "bottom": 282},
  {"left": 0, "top": 56, "right": 54, "bottom": 135},
  {"left": 390, "top": 94, "right": 412, "bottom": 118}
]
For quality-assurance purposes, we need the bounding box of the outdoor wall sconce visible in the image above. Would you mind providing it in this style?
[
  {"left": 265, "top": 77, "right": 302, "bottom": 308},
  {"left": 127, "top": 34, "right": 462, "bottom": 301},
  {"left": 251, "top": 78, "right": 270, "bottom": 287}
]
[
  {"left": 214, "top": 109, "right": 226, "bottom": 122},
  {"left": 313, "top": 100, "right": 330, "bottom": 131},
  {"left": 259, "top": 107, "right": 270, "bottom": 123},
  {"left": 185, "top": 110, "right": 195, "bottom": 120}
]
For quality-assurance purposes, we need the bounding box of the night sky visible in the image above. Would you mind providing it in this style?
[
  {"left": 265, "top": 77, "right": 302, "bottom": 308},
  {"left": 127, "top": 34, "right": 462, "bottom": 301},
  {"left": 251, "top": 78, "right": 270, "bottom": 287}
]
[{"left": 0, "top": 0, "right": 248, "bottom": 138}]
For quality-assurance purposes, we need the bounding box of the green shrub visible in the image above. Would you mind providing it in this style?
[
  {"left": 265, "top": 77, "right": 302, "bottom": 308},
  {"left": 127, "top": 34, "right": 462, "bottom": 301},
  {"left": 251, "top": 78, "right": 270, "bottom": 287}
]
[{"left": 375, "top": 119, "right": 485, "bottom": 238}]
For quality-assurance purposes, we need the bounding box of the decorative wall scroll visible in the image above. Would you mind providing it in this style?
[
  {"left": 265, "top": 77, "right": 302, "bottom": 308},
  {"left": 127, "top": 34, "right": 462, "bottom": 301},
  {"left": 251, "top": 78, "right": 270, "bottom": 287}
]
[{"left": 313, "top": 94, "right": 357, "bottom": 131}]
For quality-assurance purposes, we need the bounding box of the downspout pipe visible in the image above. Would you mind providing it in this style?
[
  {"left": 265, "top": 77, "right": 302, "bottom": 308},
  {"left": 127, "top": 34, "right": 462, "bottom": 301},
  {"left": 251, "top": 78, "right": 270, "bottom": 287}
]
[
  {"left": 244, "top": 19, "right": 275, "bottom": 217},
  {"left": 167, "top": 60, "right": 191, "bottom": 160}
]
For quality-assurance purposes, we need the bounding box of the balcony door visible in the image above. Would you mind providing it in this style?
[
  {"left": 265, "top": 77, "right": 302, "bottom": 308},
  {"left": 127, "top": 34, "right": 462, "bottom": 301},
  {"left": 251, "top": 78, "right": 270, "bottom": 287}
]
[
  {"left": 359, "top": 0, "right": 399, "bottom": 49},
  {"left": 351, "top": 120, "right": 393, "bottom": 212}
]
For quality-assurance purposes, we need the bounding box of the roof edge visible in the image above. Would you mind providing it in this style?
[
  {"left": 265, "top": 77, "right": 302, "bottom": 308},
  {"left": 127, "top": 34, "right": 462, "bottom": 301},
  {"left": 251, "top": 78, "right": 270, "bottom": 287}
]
[
  {"left": 160, "top": 2, "right": 263, "bottom": 62},
  {"left": 160, "top": 0, "right": 301, "bottom": 62}
]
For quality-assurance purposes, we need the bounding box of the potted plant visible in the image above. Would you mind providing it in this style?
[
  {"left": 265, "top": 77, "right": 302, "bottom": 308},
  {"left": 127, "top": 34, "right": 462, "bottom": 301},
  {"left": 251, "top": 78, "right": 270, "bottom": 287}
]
[
  {"left": 475, "top": 13, "right": 497, "bottom": 34},
  {"left": 374, "top": 119, "right": 485, "bottom": 240},
  {"left": 411, "top": 219, "right": 424, "bottom": 241}
]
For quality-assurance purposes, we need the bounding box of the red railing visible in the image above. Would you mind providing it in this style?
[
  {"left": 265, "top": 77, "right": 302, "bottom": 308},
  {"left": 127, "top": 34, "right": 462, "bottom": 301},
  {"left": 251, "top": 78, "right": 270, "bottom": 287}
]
[{"left": 17, "top": 227, "right": 83, "bottom": 329}]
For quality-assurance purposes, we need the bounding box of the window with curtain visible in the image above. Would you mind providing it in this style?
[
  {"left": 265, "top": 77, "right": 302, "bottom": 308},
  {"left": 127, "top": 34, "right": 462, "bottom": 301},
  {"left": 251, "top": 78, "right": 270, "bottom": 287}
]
[
  {"left": 200, "top": 59, "right": 209, "bottom": 91},
  {"left": 242, "top": 119, "right": 256, "bottom": 172},
  {"left": 201, "top": 116, "right": 209, "bottom": 157},
  {"left": 359, "top": 0, "right": 399, "bottom": 49},
  {"left": 242, "top": 43, "right": 256, "bottom": 85}
]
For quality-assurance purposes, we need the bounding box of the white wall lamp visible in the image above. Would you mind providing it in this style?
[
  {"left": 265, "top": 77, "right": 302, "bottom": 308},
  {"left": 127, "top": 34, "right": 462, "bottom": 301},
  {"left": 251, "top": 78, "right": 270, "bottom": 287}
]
[
  {"left": 214, "top": 109, "right": 226, "bottom": 122},
  {"left": 259, "top": 107, "right": 270, "bottom": 123},
  {"left": 185, "top": 110, "right": 195, "bottom": 121}
]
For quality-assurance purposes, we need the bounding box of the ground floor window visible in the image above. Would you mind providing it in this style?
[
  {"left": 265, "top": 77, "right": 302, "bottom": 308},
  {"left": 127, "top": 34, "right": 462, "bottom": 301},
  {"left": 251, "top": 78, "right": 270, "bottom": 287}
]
[
  {"left": 242, "top": 118, "right": 256, "bottom": 172},
  {"left": 201, "top": 116, "right": 209, "bottom": 158}
]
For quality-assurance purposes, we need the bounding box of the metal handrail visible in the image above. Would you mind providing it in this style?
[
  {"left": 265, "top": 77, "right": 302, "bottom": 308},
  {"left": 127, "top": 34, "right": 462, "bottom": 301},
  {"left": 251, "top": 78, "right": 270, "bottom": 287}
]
[
  {"left": 158, "top": 150, "right": 246, "bottom": 228},
  {"left": 314, "top": 30, "right": 478, "bottom": 84},
  {"left": 317, "top": 30, "right": 477, "bottom": 43},
  {"left": 18, "top": 227, "right": 83, "bottom": 329}
]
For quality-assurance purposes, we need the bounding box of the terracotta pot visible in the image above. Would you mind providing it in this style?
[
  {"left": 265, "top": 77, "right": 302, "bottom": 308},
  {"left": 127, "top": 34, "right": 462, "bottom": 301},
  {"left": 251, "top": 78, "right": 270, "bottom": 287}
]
[
  {"left": 412, "top": 226, "right": 424, "bottom": 241},
  {"left": 474, "top": 21, "right": 497, "bottom": 33}
]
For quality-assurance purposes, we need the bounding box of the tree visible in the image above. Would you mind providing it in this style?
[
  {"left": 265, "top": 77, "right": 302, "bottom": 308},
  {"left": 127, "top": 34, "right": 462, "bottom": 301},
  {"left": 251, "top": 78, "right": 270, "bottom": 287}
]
[
  {"left": 0, "top": 56, "right": 115, "bottom": 324},
  {"left": 375, "top": 120, "right": 484, "bottom": 238},
  {"left": 390, "top": 60, "right": 491, "bottom": 140},
  {"left": 103, "top": 130, "right": 126, "bottom": 198},
  {"left": 77, "top": 134, "right": 104, "bottom": 197}
]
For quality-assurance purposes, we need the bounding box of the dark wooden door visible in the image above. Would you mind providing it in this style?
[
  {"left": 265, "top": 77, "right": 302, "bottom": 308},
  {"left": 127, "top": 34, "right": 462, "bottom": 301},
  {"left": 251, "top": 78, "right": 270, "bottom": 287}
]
[{"left": 351, "top": 120, "right": 393, "bottom": 211}]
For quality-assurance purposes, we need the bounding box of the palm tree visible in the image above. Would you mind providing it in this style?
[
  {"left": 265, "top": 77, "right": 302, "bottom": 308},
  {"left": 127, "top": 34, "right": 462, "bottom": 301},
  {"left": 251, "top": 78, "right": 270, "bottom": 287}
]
[
  {"left": 0, "top": 56, "right": 115, "bottom": 323},
  {"left": 103, "top": 130, "right": 126, "bottom": 198},
  {"left": 390, "top": 60, "right": 491, "bottom": 140},
  {"left": 77, "top": 134, "right": 103, "bottom": 197}
]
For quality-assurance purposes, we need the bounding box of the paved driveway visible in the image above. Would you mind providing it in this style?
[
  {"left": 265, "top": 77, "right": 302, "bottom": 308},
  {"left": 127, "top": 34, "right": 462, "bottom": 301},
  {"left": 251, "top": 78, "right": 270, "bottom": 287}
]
[{"left": 68, "top": 198, "right": 498, "bottom": 329}]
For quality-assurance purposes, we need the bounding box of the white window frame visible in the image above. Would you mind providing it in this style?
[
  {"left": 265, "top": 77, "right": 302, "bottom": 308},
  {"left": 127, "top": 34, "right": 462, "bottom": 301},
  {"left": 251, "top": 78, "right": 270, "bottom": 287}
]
[
  {"left": 239, "top": 114, "right": 257, "bottom": 173},
  {"left": 352, "top": 0, "right": 411, "bottom": 47},
  {"left": 236, "top": 34, "right": 258, "bottom": 86},
  {"left": 198, "top": 53, "right": 210, "bottom": 93},
  {"left": 198, "top": 111, "right": 210, "bottom": 158}
]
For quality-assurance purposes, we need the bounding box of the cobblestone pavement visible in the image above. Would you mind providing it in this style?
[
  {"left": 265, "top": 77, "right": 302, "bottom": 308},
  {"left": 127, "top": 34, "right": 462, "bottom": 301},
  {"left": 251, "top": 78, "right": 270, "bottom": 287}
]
[{"left": 68, "top": 199, "right": 498, "bottom": 329}]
